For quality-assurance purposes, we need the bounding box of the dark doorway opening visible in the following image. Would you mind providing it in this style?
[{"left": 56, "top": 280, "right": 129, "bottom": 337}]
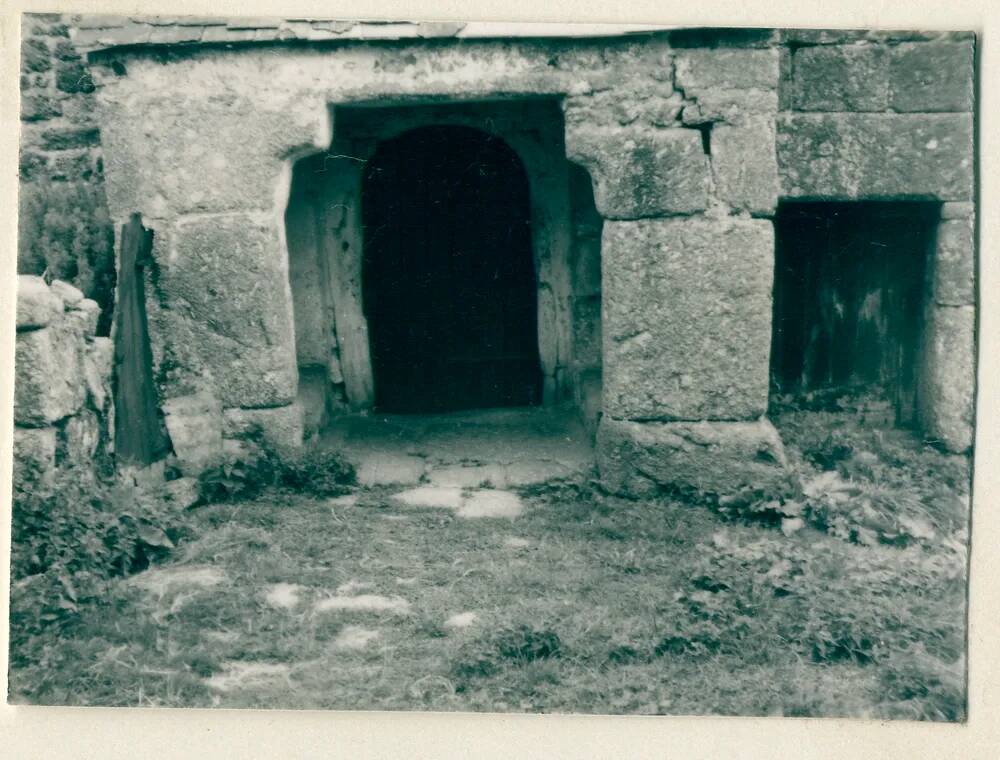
[
  {"left": 771, "top": 201, "right": 939, "bottom": 424},
  {"left": 362, "top": 125, "right": 543, "bottom": 413}
]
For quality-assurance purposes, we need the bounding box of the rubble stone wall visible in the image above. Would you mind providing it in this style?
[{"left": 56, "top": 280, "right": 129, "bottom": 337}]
[
  {"left": 17, "top": 15, "right": 115, "bottom": 331},
  {"left": 12, "top": 276, "right": 114, "bottom": 495}
]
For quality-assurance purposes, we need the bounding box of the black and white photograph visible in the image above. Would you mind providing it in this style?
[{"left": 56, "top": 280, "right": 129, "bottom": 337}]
[{"left": 3, "top": 5, "right": 989, "bottom": 736}]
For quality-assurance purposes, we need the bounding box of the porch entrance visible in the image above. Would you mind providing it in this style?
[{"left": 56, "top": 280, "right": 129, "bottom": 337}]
[{"left": 361, "top": 125, "right": 543, "bottom": 413}]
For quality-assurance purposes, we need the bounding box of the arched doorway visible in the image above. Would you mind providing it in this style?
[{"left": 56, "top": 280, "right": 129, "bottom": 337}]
[{"left": 361, "top": 125, "right": 543, "bottom": 413}]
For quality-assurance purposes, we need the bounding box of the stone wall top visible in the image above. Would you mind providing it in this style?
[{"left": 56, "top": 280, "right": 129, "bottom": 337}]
[
  {"left": 61, "top": 14, "right": 974, "bottom": 57},
  {"left": 66, "top": 15, "right": 677, "bottom": 54},
  {"left": 13, "top": 274, "right": 114, "bottom": 494}
]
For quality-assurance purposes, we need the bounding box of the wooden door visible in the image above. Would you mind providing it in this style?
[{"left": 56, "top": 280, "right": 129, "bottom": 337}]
[
  {"left": 361, "top": 126, "right": 542, "bottom": 413},
  {"left": 771, "top": 201, "right": 937, "bottom": 423}
]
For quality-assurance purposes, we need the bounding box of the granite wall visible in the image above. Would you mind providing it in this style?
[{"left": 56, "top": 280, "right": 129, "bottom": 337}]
[
  {"left": 13, "top": 19, "right": 976, "bottom": 499},
  {"left": 776, "top": 31, "right": 976, "bottom": 452}
]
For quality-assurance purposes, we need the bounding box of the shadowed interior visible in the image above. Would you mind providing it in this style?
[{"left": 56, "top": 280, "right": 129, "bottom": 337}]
[
  {"left": 771, "top": 201, "right": 939, "bottom": 423},
  {"left": 361, "top": 125, "right": 542, "bottom": 413}
]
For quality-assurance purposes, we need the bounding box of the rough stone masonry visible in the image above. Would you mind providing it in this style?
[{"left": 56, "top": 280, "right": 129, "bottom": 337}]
[
  {"left": 13, "top": 275, "right": 113, "bottom": 493},
  {"left": 15, "top": 17, "right": 977, "bottom": 499}
]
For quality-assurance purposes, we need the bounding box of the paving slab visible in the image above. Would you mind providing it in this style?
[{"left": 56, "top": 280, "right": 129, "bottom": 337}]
[
  {"left": 504, "top": 536, "right": 532, "bottom": 549},
  {"left": 393, "top": 485, "right": 464, "bottom": 510},
  {"left": 335, "top": 579, "right": 371, "bottom": 595},
  {"left": 331, "top": 625, "right": 381, "bottom": 650},
  {"left": 427, "top": 463, "right": 507, "bottom": 488},
  {"left": 264, "top": 582, "right": 303, "bottom": 609},
  {"left": 457, "top": 489, "right": 524, "bottom": 519},
  {"left": 128, "top": 564, "right": 226, "bottom": 597},
  {"left": 205, "top": 661, "right": 291, "bottom": 692},
  {"left": 328, "top": 493, "right": 359, "bottom": 508},
  {"left": 355, "top": 453, "right": 426, "bottom": 486},
  {"left": 313, "top": 594, "right": 412, "bottom": 614},
  {"left": 504, "top": 459, "right": 575, "bottom": 487},
  {"left": 444, "top": 611, "right": 478, "bottom": 629}
]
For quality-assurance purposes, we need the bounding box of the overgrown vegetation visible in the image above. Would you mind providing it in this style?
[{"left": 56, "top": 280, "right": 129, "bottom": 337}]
[
  {"left": 8, "top": 400, "right": 970, "bottom": 719},
  {"left": 723, "top": 393, "right": 970, "bottom": 551},
  {"left": 8, "top": 444, "right": 355, "bottom": 682},
  {"left": 196, "top": 443, "right": 355, "bottom": 504},
  {"left": 9, "top": 470, "right": 191, "bottom": 645},
  {"left": 17, "top": 181, "right": 116, "bottom": 333}
]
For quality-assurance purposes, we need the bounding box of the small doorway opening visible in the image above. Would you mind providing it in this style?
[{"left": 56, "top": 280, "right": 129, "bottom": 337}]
[
  {"left": 361, "top": 125, "right": 543, "bottom": 413},
  {"left": 770, "top": 201, "right": 939, "bottom": 424}
]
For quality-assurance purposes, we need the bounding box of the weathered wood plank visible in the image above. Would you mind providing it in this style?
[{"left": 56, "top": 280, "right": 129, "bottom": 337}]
[
  {"left": 320, "top": 151, "right": 375, "bottom": 409},
  {"left": 113, "top": 214, "right": 170, "bottom": 465}
]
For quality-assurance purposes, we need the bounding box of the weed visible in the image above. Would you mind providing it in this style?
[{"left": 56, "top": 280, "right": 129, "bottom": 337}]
[
  {"left": 17, "top": 181, "right": 116, "bottom": 333},
  {"left": 606, "top": 644, "right": 641, "bottom": 665},
  {"left": 452, "top": 625, "right": 564, "bottom": 684},
  {"left": 452, "top": 654, "right": 500, "bottom": 681},
  {"left": 197, "top": 441, "right": 355, "bottom": 504},
  {"left": 10, "top": 469, "right": 189, "bottom": 638},
  {"left": 496, "top": 626, "right": 563, "bottom": 663},
  {"left": 277, "top": 447, "right": 355, "bottom": 497}
]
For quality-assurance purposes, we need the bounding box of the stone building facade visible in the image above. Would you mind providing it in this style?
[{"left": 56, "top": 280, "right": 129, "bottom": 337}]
[{"left": 18, "top": 17, "right": 976, "bottom": 497}]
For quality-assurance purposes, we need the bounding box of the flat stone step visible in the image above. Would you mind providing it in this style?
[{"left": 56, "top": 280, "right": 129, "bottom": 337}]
[
  {"left": 425, "top": 459, "right": 576, "bottom": 488},
  {"left": 355, "top": 453, "right": 427, "bottom": 486},
  {"left": 323, "top": 406, "right": 594, "bottom": 487},
  {"left": 392, "top": 486, "right": 525, "bottom": 519},
  {"left": 426, "top": 463, "right": 506, "bottom": 488}
]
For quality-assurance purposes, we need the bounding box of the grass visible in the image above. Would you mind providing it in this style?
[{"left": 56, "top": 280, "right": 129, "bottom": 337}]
[{"left": 7, "top": 399, "right": 971, "bottom": 719}]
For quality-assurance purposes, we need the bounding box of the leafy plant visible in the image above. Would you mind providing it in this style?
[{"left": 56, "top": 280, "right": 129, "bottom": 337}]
[
  {"left": 17, "top": 181, "right": 116, "bottom": 333},
  {"left": 452, "top": 625, "right": 564, "bottom": 683},
  {"left": 196, "top": 447, "right": 277, "bottom": 504},
  {"left": 495, "top": 626, "right": 563, "bottom": 663},
  {"left": 196, "top": 442, "right": 355, "bottom": 504},
  {"left": 711, "top": 391, "right": 972, "bottom": 551},
  {"left": 9, "top": 469, "right": 190, "bottom": 641},
  {"left": 276, "top": 446, "right": 355, "bottom": 497}
]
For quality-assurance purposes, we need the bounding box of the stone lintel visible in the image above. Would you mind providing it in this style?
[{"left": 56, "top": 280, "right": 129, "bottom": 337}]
[{"left": 777, "top": 112, "right": 973, "bottom": 201}]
